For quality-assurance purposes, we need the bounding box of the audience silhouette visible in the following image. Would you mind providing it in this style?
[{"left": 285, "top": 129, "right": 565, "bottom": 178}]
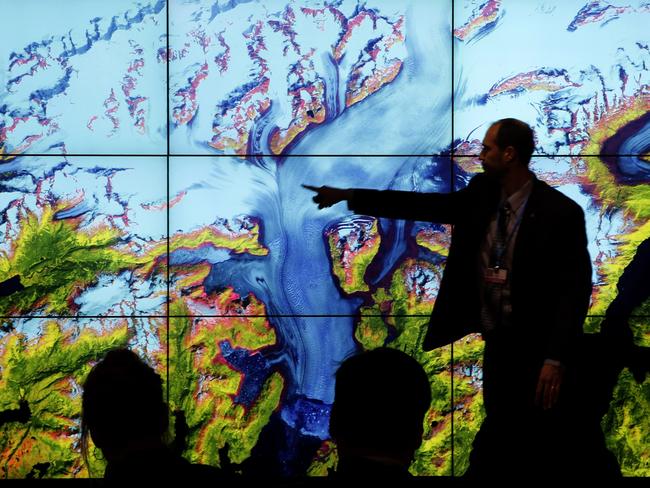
[
  {"left": 555, "top": 237, "right": 650, "bottom": 479},
  {"left": 81, "top": 348, "right": 224, "bottom": 483},
  {"left": 328, "top": 347, "right": 431, "bottom": 478},
  {"left": 72, "top": 238, "right": 650, "bottom": 482},
  {"left": 601, "top": 236, "right": 650, "bottom": 382}
]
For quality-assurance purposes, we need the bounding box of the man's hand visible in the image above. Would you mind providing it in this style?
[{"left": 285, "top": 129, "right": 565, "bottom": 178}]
[
  {"left": 302, "top": 184, "right": 352, "bottom": 209},
  {"left": 535, "top": 362, "right": 564, "bottom": 410}
]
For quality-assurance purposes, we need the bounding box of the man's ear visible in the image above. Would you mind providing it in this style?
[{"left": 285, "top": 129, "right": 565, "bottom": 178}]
[{"left": 504, "top": 146, "right": 516, "bottom": 163}]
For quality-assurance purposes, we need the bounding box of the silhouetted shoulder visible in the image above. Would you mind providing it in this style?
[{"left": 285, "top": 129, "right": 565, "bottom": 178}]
[{"left": 532, "top": 178, "right": 586, "bottom": 221}]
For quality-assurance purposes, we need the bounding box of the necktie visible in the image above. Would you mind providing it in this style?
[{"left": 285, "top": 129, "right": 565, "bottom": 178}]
[
  {"left": 491, "top": 202, "right": 511, "bottom": 267},
  {"left": 482, "top": 202, "right": 511, "bottom": 331}
]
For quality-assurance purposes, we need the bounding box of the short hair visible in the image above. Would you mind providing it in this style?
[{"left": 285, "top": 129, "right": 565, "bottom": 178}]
[
  {"left": 493, "top": 118, "right": 535, "bottom": 165},
  {"left": 329, "top": 347, "right": 431, "bottom": 455},
  {"left": 81, "top": 349, "right": 168, "bottom": 467}
]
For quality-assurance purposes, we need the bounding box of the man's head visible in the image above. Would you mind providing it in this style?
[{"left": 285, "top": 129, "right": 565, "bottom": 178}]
[
  {"left": 329, "top": 348, "right": 431, "bottom": 468},
  {"left": 81, "top": 349, "right": 169, "bottom": 465},
  {"left": 479, "top": 118, "right": 535, "bottom": 176}
]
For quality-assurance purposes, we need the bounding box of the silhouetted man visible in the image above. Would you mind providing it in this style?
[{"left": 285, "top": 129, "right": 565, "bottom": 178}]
[
  {"left": 305, "top": 118, "right": 592, "bottom": 478},
  {"left": 81, "top": 348, "right": 224, "bottom": 483},
  {"left": 603, "top": 236, "right": 650, "bottom": 355},
  {"left": 329, "top": 347, "right": 431, "bottom": 478},
  {"left": 571, "top": 237, "right": 650, "bottom": 478}
]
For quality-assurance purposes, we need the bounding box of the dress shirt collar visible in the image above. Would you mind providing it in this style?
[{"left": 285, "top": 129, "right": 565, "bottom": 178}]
[{"left": 501, "top": 175, "right": 534, "bottom": 216}]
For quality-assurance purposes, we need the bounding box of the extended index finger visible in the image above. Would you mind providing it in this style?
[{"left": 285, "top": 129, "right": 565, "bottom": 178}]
[{"left": 301, "top": 184, "right": 320, "bottom": 192}]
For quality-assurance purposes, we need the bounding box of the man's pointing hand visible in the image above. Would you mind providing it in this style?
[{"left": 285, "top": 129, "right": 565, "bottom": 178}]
[{"left": 302, "top": 184, "right": 352, "bottom": 209}]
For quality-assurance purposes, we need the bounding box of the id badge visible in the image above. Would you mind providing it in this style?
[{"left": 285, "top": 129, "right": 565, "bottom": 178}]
[{"left": 484, "top": 267, "right": 508, "bottom": 285}]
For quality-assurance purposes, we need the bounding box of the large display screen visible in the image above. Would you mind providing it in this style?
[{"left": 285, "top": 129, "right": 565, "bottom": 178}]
[{"left": 0, "top": 0, "right": 648, "bottom": 478}]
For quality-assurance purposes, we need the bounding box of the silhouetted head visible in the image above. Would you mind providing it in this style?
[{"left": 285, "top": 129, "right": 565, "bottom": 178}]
[
  {"left": 480, "top": 118, "right": 535, "bottom": 175},
  {"left": 81, "top": 349, "right": 168, "bottom": 467},
  {"left": 329, "top": 347, "right": 431, "bottom": 472}
]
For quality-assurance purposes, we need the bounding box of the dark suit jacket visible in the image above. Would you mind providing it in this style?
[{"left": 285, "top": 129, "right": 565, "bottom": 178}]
[{"left": 349, "top": 172, "right": 592, "bottom": 365}]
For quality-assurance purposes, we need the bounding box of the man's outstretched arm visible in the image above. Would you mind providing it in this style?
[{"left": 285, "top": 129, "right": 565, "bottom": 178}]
[{"left": 303, "top": 183, "right": 470, "bottom": 224}]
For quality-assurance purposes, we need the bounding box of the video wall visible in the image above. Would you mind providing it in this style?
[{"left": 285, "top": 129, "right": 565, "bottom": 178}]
[{"left": 1, "top": 0, "right": 648, "bottom": 478}]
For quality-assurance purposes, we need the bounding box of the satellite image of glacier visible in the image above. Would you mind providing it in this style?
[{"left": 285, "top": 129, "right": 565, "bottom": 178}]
[{"left": 0, "top": 0, "right": 648, "bottom": 478}]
